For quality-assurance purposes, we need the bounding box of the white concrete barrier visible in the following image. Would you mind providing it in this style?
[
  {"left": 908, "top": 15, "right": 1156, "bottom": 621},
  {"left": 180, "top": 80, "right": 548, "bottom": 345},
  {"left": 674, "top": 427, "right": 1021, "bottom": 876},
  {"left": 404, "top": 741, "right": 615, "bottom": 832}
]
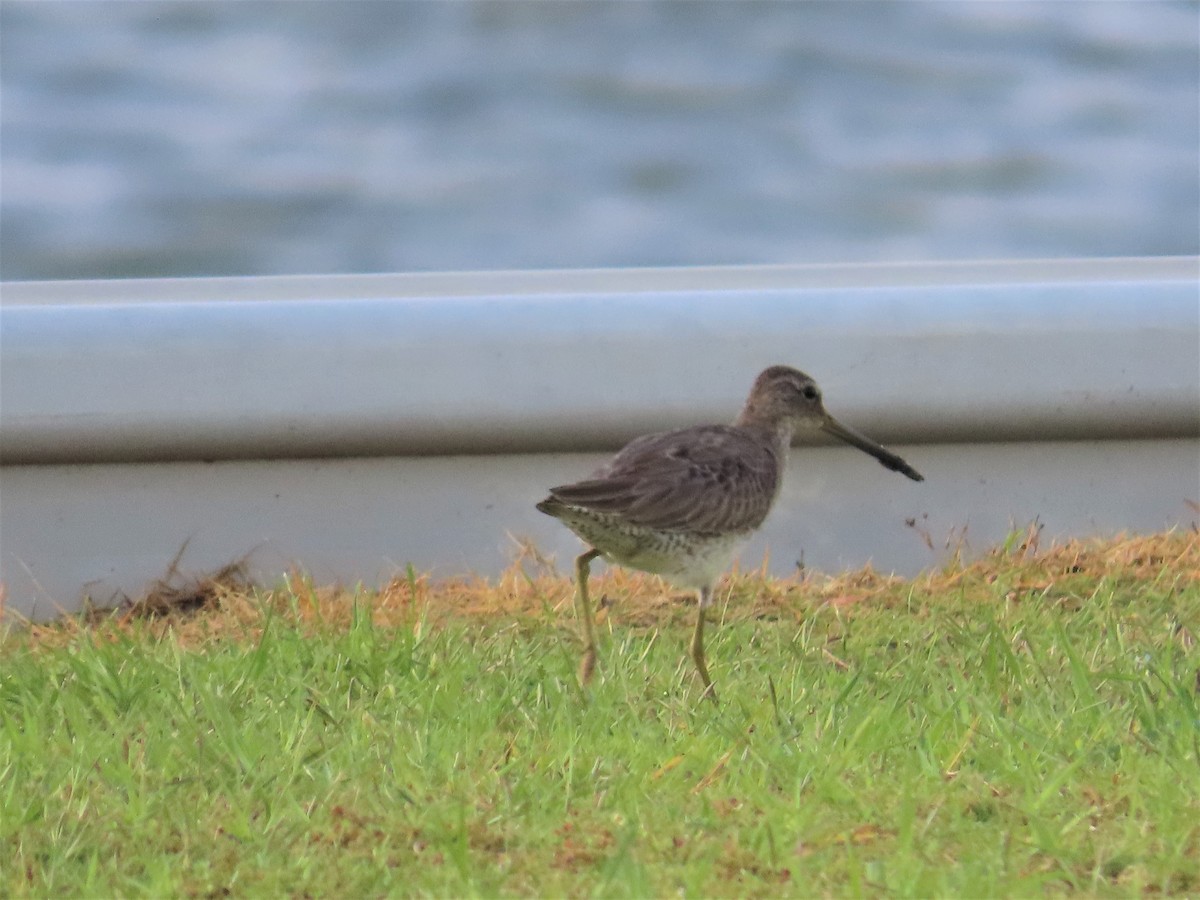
[{"left": 2, "top": 258, "right": 1197, "bottom": 621}]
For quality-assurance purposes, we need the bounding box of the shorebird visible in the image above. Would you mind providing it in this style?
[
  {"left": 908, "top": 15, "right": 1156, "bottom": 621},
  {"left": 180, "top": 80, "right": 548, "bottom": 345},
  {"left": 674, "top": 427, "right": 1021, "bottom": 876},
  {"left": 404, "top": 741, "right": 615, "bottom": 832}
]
[{"left": 536, "top": 365, "right": 923, "bottom": 701}]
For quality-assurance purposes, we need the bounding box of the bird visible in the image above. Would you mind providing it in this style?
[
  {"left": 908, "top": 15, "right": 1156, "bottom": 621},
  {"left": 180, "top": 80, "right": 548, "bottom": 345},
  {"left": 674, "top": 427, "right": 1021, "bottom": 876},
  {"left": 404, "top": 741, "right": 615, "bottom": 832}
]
[{"left": 536, "top": 365, "right": 923, "bottom": 701}]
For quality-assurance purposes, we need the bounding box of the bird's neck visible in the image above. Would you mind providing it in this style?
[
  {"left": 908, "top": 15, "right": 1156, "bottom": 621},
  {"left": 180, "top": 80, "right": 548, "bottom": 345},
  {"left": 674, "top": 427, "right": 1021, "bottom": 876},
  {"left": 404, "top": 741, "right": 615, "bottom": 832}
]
[{"left": 734, "top": 412, "right": 794, "bottom": 456}]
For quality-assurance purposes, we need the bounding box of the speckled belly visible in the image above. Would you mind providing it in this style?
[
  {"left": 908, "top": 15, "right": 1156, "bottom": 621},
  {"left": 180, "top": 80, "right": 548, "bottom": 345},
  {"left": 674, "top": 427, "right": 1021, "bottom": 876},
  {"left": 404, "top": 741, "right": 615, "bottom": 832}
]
[{"left": 554, "top": 507, "right": 748, "bottom": 590}]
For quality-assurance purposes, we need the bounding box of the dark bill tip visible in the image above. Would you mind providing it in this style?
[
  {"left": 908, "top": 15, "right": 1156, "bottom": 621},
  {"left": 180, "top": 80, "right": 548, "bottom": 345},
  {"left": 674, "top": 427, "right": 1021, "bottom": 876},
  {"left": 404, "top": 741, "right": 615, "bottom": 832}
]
[{"left": 821, "top": 416, "right": 924, "bottom": 482}]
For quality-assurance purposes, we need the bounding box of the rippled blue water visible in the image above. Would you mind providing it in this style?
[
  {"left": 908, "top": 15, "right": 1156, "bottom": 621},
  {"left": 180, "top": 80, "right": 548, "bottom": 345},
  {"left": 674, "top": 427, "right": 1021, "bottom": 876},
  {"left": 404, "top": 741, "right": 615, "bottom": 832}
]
[{"left": 2, "top": 1, "right": 1197, "bottom": 280}]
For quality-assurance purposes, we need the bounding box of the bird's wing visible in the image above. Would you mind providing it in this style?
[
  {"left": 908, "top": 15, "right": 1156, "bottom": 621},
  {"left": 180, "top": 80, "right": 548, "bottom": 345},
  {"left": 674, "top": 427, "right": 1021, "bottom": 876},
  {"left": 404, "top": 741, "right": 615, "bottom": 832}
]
[{"left": 547, "top": 425, "right": 780, "bottom": 534}]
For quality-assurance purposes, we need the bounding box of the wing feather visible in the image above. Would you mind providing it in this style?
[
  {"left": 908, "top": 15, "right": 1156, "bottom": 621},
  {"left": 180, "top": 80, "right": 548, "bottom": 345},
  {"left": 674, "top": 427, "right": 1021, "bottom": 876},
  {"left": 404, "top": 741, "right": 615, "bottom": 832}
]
[{"left": 546, "top": 425, "right": 781, "bottom": 534}]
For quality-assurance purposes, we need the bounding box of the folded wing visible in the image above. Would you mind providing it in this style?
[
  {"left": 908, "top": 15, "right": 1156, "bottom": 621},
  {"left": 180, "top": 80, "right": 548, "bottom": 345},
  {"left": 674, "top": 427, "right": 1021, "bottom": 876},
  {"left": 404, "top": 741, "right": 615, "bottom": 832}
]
[{"left": 545, "top": 425, "right": 780, "bottom": 534}]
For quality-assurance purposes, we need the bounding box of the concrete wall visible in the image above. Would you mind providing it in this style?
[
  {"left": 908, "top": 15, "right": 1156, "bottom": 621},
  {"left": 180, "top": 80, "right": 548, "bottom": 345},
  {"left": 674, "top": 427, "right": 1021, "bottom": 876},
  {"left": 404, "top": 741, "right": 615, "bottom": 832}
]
[{"left": 2, "top": 258, "right": 1197, "bottom": 621}]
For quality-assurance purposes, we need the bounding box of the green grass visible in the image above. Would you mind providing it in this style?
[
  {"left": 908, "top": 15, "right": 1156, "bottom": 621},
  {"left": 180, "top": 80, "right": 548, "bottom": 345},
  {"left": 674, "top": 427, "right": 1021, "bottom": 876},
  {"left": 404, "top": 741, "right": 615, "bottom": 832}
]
[{"left": 2, "top": 531, "right": 1198, "bottom": 897}]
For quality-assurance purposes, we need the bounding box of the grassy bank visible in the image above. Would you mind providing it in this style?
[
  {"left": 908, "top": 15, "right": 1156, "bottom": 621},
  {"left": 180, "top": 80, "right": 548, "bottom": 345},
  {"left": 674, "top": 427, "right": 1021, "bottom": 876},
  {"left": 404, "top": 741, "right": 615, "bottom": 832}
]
[{"left": 2, "top": 530, "right": 1198, "bottom": 896}]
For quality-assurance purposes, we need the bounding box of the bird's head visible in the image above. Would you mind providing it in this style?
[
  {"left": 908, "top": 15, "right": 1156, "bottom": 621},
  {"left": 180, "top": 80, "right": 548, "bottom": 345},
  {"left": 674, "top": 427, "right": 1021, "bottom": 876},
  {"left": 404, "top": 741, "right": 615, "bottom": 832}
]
[{"left": 738, "top": 365, "right": 923, "bottom": 482}]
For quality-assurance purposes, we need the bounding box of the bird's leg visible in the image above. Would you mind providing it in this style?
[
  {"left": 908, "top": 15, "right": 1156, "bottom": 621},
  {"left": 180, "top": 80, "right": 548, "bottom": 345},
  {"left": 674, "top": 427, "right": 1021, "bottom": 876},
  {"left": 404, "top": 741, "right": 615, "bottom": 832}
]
[
  {"left": 691, "top": 586, "right": 718, "bottom": 703},
  {"left": 574, "top": 549, "right": 602, "bottom": 686}
]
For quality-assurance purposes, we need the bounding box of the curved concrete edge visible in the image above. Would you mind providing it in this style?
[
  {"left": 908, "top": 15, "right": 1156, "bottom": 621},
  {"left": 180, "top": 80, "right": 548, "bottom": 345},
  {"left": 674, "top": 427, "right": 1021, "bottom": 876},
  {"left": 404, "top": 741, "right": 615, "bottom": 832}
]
[
  {"left": 2, "top": 258, "right": 1198, "bottom": 465},
  {"left": 5, "top": 256, "right": 1197, "bottom": 302}
]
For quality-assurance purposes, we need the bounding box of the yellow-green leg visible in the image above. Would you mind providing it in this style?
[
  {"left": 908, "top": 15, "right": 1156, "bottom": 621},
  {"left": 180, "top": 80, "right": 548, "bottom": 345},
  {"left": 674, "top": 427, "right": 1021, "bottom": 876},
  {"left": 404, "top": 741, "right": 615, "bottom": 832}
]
[
  {"left": 574, "top": 549, "right": 602, "bottom": 685},
  {"left": 691, "top": 587, "right": 718, "bottom": 703}
]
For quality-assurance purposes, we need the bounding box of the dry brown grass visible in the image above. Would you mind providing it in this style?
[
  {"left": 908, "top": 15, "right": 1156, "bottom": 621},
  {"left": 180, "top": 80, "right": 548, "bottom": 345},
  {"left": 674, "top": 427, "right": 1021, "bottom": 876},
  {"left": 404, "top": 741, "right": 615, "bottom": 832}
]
[{"left": 8, "top": 527, "right": 1198, "bottom": 653}]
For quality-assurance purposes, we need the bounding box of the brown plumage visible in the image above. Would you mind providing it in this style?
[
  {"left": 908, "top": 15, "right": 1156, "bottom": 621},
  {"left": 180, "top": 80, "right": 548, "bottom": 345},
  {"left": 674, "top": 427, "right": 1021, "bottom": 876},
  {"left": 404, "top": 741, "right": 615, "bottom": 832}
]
[{"left": 537, "top": 365, "right": 923, "bottom": 701}]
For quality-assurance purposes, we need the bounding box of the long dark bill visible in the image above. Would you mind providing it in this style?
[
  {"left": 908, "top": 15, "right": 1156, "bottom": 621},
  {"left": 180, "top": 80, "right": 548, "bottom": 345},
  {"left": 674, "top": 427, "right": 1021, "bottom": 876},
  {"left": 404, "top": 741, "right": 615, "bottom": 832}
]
[{"left": 822, "top": 415, "right": 924, "bottom": 482}]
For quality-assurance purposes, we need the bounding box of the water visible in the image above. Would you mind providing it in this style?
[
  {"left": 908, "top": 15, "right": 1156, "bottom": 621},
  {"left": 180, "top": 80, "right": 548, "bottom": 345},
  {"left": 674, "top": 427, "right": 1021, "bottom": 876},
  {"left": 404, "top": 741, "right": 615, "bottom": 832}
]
[{"left": 2, "top": 0, "right": 1197, "bottom": 281}]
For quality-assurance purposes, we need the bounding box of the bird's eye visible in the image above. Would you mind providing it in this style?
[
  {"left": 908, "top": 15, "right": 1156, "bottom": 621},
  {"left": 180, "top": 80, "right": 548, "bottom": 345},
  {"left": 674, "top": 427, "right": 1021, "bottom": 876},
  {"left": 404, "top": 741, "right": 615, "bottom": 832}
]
[{"left": 801, "top": 385, "right": 819, "bottom": 401}]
